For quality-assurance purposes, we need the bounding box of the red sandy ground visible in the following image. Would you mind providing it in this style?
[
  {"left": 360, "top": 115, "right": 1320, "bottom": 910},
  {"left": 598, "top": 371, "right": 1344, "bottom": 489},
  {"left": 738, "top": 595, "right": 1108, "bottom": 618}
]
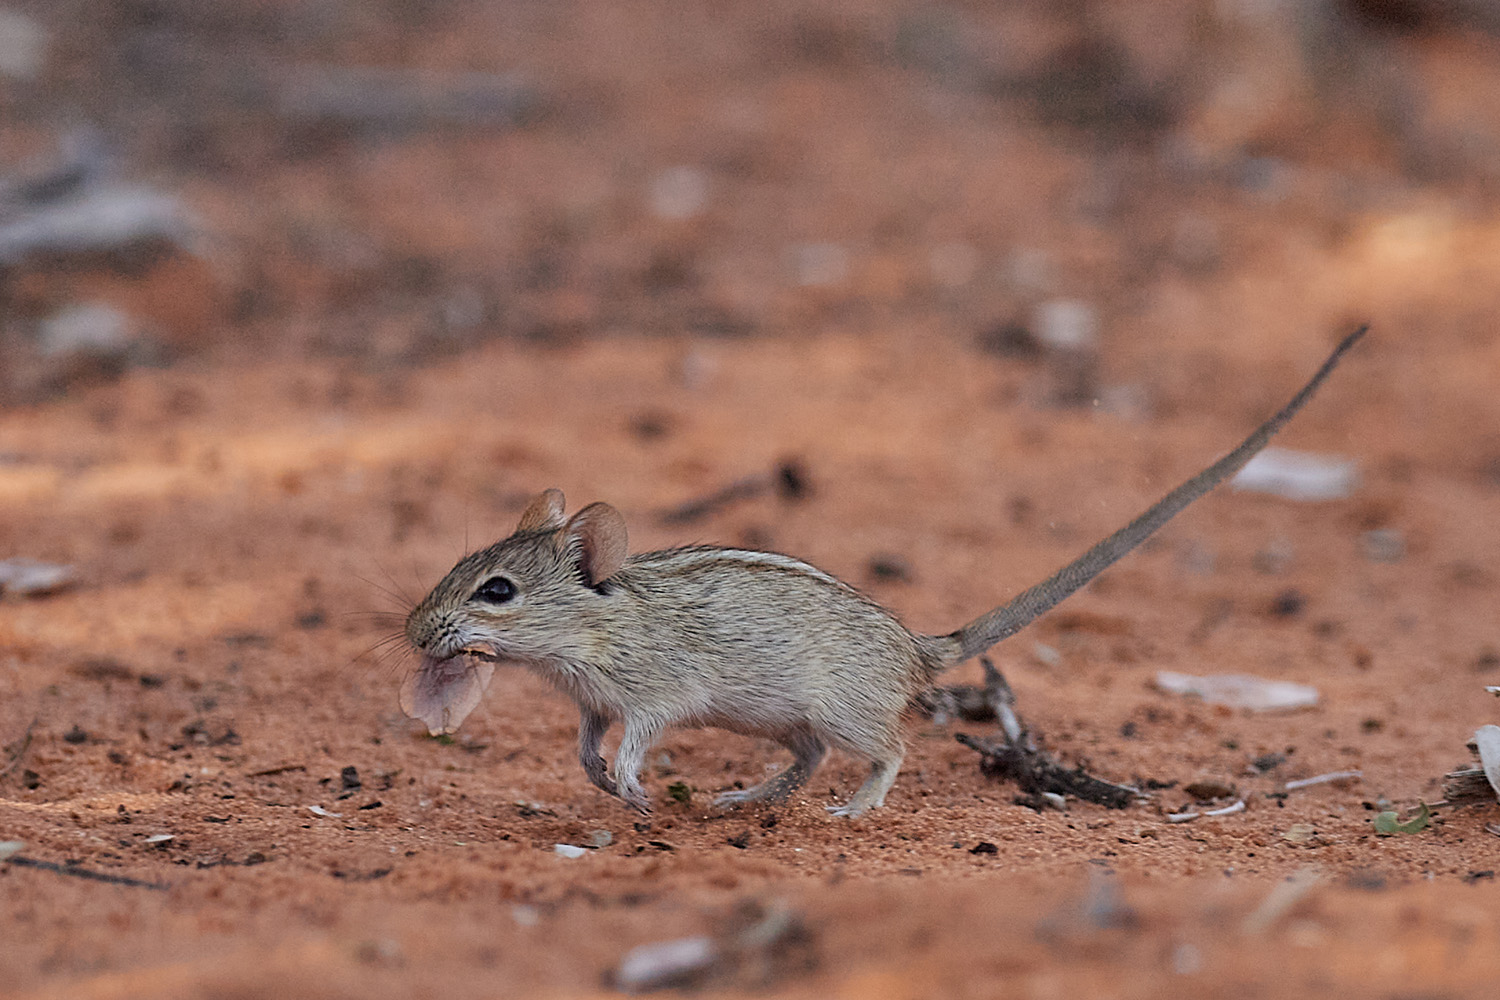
[{"left": 3, "top": 2, "right": 1500, "bottom": 998}]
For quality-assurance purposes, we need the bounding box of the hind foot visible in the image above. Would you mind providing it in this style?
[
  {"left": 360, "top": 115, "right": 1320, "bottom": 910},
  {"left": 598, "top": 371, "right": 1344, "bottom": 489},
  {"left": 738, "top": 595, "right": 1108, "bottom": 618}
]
[
  {"left": 714, "top": 771, "right": 802, "bottom": 809},
  {"left": 826, "top": 755, "right": 902, "bottom": 818}
]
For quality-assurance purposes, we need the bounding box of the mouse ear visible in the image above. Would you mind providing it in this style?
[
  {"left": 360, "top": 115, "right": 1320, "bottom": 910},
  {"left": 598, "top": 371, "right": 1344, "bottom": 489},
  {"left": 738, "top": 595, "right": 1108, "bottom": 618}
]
[
  {"left": 517, "top": 488, "right": 566, "bottom": 532},
  {"left": 564, "top": 502, "right": 628, "bottom": 585}
]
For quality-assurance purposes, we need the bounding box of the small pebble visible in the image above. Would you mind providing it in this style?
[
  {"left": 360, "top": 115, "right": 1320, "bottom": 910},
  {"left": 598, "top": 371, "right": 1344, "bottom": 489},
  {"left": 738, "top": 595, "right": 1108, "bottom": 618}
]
[
  {"left": 791, "top": 243, "right": 847, "bottom": 287},
  {"left": 1250, "top": 752, "right": 1288, "bottom": 773},
  {"left": 1177, "top": 541, "right": 1217, "bottom": 576},
  {"left": 0, "top": 559, "right": 76, "bottom": 597},
  {"left": 1252, "top": 539, "right": 1295, "bottom": 575},
  {"left": 976, "top": 320, "right": 1043, "bottom": 360},
  {"left": 614, "top": 936, "right": 716, "bottom": 992},
  {"left": 1231, "top": 449, "right": 1358, "bottom": 502},
  {"left": 867, "top": 554, "right": 912, "bottom": 583},
  {"left": 1184, "top": 780, "right": 1236, "bottom": 801},
  {"left": 1269, "top": 589, "right": 1305, "bottom": 618},
  {"left": 649, "top": 166, "right": 708, "bottom": 221},
  {"left": 1033, "top": 299, "right": 1098, "bottom": 351},
  {"left": 1172, "top": 942, "right": 1203, "bottom": 975},
  {"left": 775, "top": 460, "right": 810, "bottom": 500},
  {"left": 37, "top": 302, "right": 134, "bottom": 358},
  {"left": 1360, "top": 528, "right": 1405, "bottom": 563},
  {"left": 1156, "top": 670, "right": 1319, "bottom": 712},
  {"left": 1235, "top": 155, "right": 1292, "bottom": 201},
  {"left": 553, "top": 843, "right": 587, "bottom": 859},
  {"left": 354, "top": 938, "right": 403, "bottom": 966}
]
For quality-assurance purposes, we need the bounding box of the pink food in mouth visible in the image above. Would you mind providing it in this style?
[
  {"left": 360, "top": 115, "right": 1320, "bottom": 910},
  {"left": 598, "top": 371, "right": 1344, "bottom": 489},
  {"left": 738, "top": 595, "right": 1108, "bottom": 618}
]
[{"left": 399, "top": 654, "right": 497, "bottom": 735}]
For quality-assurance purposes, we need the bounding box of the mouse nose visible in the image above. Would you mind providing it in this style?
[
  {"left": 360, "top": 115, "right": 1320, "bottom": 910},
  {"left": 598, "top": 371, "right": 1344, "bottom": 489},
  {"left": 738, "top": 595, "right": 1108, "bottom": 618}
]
[{"left": 405, "top": 608, "right": 434, "bottom": 651}]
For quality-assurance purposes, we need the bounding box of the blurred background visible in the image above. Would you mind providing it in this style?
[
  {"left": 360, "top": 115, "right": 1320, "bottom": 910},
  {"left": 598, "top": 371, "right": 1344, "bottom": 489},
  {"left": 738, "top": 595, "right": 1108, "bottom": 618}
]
[{"left": 2, "top": 0, "right": 1497, "bottom": 424}]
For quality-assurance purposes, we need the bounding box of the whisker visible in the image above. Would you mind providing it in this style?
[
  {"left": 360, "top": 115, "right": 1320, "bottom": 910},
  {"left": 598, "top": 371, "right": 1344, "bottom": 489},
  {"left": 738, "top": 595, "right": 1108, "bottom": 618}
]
[
  {"left": 375, "top": 556, "right": 418, "bottom": 605},
  {"left": 353, "top": 574, "right": 413, "bottom": 614},
  {"left": 350, "top": 631, "right": 410, "bottom": 666},
  {"left": 344, "top": 610, "right": 407, "bottom": 629},
  {"left": 373, "top": 645, "right": 417, "bottom": 681}
]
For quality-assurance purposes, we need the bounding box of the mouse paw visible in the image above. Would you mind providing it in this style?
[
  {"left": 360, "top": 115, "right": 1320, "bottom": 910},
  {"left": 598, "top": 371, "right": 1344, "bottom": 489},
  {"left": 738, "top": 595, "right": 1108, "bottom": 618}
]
[{"left": 826, "top": 802, "right": 869, "bottom": 818}]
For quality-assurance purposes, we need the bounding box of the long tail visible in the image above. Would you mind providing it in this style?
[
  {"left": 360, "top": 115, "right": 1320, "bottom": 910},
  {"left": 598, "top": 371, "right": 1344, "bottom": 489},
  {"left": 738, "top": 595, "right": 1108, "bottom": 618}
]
[{"left": 945, "top": 325, "right": 1367, "bottom": 663}]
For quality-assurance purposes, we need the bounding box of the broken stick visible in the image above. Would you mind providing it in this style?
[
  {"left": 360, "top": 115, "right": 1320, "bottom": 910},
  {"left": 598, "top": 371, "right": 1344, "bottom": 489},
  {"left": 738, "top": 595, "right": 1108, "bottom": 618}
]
[{"left": 953, "top": 657, "right": 1141, "bottom": 810}]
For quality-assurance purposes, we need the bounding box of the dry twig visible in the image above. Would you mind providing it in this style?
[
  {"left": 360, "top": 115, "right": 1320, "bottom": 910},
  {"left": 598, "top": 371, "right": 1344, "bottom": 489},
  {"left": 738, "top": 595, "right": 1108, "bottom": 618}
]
[
  {"left": 955, "top": 657, "right": 1141, "bottom": 810},
  {"left": 4, "top": 855, "right": 168, "bottom": 891},
  {"left": 1283, "top": 770, "right": 1362, "bottom": 791},
  {"left": 659, "top": 462, "right": 809, "bottom": 525}
]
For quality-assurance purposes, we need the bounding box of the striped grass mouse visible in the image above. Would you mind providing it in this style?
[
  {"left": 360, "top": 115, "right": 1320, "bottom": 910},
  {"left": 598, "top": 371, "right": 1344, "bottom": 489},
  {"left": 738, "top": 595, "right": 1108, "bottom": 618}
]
[{"left": 401, "top": 328, "right": 1365, "bottom": 816}]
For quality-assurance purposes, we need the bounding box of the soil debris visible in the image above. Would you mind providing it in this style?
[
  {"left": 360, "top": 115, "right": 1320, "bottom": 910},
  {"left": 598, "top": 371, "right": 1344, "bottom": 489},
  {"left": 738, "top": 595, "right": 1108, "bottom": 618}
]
[
  {"left": 0, "top": 559, "right": 75, "bottom": 597},
  {"left": 955, "top": 659, "right": 1140, "bottom": 810},
  {"left": 1155, "top": 671, "right": 1320, "bottom": 712},
  {"left": 612, "top": 900, "right": 814, "bottom": 993},
  {"left": 1230, "top": 449, "right": 1359, "bottom": 501},
  {"left": 3, "top": 853, "right": 168, "bottom": 890},
  {"left": 659, "top": 460, "right": 810, "bottom": 524}
]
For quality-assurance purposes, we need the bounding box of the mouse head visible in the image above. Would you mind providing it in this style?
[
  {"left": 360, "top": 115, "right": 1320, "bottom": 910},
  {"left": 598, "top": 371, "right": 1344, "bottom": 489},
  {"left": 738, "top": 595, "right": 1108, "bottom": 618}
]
[
  {"left": 400, "top": 489, "right": 628, "bottom": 734},
  {"left": 404, "top": 488, "right": 629, "bottom": 663}
]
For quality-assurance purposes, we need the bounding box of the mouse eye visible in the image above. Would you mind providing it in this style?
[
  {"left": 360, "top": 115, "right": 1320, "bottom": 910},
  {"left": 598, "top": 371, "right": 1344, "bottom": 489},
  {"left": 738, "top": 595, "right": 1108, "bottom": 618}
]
[{"left": 471, "top": 576, "right": 517, "bottom": 604}]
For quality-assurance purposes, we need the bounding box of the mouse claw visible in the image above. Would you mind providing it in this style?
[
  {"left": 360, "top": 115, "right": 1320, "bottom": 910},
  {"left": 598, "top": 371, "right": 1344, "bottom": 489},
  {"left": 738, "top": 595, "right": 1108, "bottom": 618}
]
[{"left": 620, "top": 791, "right": 652, "bottom": 815}]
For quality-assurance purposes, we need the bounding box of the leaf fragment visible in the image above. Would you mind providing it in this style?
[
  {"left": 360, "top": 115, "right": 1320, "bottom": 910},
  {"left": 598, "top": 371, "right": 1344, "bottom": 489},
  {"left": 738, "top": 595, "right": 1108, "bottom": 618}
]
[
  {"left": 1373, "top": 803, "right": 1431, "bottom": 836},
  {"left": 1282, "top": 823, "right": 1316, "bottom": 844}
]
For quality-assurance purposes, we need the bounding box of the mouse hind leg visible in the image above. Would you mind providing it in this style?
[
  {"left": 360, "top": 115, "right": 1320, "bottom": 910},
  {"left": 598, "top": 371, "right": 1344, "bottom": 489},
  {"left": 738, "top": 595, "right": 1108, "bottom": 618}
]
[
  {"left": 827, "top": 753, "right": 904, "bottom": 817},
  {"left": 715, "top": 728, "right": 827, "bottom": 808},
  {"left": 816, "top": 692, "right": 906, "bottom": 815},
  {"left": 819, "top": 706, "right": 906, "bottom": 817}
]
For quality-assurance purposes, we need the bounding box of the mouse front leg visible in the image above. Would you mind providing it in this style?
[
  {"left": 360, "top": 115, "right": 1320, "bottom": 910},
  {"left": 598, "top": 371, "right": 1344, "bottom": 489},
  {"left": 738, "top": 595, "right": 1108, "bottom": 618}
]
[
  {"left": 578, "top": 707, "right": 618, "bottom": 798},
  {"left": 611, "top": 713, "right": 662, "bottom": 814}
]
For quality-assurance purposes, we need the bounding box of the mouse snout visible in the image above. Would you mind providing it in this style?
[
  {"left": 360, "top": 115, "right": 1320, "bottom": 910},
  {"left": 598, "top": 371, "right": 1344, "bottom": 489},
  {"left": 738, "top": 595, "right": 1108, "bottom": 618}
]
[{"left": 405, "top": 606, "right": 438, "bottom": 653}]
